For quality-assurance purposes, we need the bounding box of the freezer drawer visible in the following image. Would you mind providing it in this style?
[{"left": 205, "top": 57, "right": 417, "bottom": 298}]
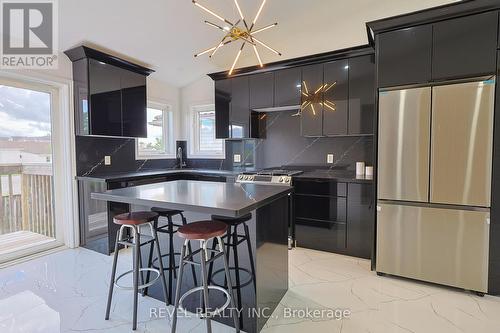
[
  {"left": 430, "top": 80, "right": 495, "bottom": 207},
  {"left": 376, "top": 203, "right": 489, "bottom": 293},
  {"left": 378, "top": 87, "right": 431, "bottom": 202}
]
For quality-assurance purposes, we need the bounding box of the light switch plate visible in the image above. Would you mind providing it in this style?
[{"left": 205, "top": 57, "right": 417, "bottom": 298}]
[
  {"left": 233, "top": 154, "right": 241, "bottom": 163},
  {"left": 327, "top": 154, "right": 334, "bottom": 164},
  {"left": 104, "top": 156, "right": 111, "bottom": 165}
]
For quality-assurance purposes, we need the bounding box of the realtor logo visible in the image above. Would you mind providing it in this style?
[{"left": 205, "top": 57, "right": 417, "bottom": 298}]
[{"left": 1, "top": 0, "right": 58, "bottom": 68}]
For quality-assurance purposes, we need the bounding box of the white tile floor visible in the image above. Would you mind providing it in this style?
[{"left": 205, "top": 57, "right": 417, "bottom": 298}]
[{"left": 1, "top": 246, "right": 500, "bottom": 333}]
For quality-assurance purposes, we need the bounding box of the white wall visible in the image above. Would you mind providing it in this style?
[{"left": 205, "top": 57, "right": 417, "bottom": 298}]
[{"left": 179, "top": 75, "right": 215, "bottom": 141}]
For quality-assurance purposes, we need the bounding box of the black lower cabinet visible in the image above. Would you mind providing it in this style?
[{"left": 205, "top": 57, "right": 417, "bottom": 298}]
[
  {"left": 346, "top": 183, "right": 374, "bottom": 259},
  {"left": 295, "top": 219, "right": 346, "bottom": 252},
  {"left": 293, "top": 179, "right": 374, "bottom": 258}
]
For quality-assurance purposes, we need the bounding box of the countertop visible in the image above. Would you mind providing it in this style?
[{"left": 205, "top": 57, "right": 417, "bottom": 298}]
[
  {"left": 91, "top": 180, "right": 292, "bottom": 217},
  {"left": 295, "top": 169, "right": 373, "bottom": 183},
  {"left": 76, "top": 168, "right": 240, "bottom": 182}
]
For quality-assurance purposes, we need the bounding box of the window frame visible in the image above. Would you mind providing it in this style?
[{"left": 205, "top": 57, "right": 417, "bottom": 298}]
[
  {"left": 135, "top": 101, "right": 174, "bottom": 160},
  {"left": 188, "top": 104, "right": 225, "bottom": 159}
]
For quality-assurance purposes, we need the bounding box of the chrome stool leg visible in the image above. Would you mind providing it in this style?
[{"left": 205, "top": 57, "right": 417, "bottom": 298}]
[
  {"left": 171, "top": 239, "right": 187, "bottom": 333},
  {"left": 105, "top": 229, "right": 121, "bottom": 320},
  {"left": 132, "top": 226, "right": 139, "bottom": 330},
  {"left": 200, "top": 240, "right": 212, "bottom": 333}
]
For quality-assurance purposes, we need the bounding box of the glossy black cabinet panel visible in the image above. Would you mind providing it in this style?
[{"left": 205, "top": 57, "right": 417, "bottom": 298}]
[
  {"left": 71, "top": 53, "right": 150, "bottom": 138},
  {"left": 249, "top": 72, "right": 274, "bottom": 109},
  {"left": 293, "top": 178, "right": 375, "bottom": 257},
  {"left": 295, "top": 194, "right": 347, "bottom": 222},
  {"left": 346, "top": 183, "right": 374, "bottom": 259},
  {"left": 89, "top": 59, "right": 122, "bottom": 136},
  {"left": 294, "top": 179, "right": 347, "bottom": 197},
  {"left": 215, "top": 79, "right": 231, "bottom": 139},
  {"left": 488, "top": 51, "right": 500, "bottom": 294},
  {"left": 323, "top": 59, "right": 348, "bottom": 136},
  {"left": 295, "top": 219, "right": 346, "bottom": 251},
  {"left": 498, "top": 11, "right": 500, "bottom": 49},
  {"left": 121, "top": 70, "right": 147, "bottom": 137},
  {"left": 274, "top": 67, "right": 301, "bottom": 107},
  {"left": 301, "top": 64, "right": 324, "bottom": 136},
  {"left": 377, "top": 25, "right": 432, "bottom": 87},
  {"left": 348, "top": 55, "right": 375, "bottom": 135},
  {"left": 73, "top": 59, "right": 89, "bottom": 135},
  {"left": 230, "top": 76, "right": 250, "bottom": 138},
  {"left": 432, "top": 12, "right": 498, "bottom": 80}
]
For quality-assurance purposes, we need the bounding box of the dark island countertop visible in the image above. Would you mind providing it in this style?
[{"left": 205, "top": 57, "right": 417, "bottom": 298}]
[
  {"left": 91, "top": 180, "right": 292, "bottom": 217},
  {"left": 76, "top": 168, "right": 240, "bottom": 182},
  {"left": 295, "top": 169, "right": 373, "bottom": 183}
]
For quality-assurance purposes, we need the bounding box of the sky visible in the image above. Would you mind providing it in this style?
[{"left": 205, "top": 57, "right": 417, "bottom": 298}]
[{"left": 0, "top": 85, "right": 52, "bottom": 138}]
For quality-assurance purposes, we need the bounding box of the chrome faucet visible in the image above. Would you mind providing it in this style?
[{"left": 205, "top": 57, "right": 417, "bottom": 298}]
[{"left": 177, "top": 146, "right": 186, "bottom": 169}]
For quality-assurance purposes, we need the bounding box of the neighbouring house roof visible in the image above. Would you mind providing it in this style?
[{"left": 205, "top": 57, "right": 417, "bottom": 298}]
[{"left": 0, "top": 139, "right": 51, "bottom": 155}]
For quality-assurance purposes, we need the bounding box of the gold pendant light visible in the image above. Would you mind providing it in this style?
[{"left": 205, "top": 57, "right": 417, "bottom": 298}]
[{"left": 193, "top": 0, "right": 281, "bottom": 75}]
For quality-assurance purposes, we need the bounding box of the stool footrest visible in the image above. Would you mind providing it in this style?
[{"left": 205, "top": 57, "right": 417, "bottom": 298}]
[
  {"left": 178, "top": 285, "right": 231, "bottom": 318},
  {"left": 114, "top": 268, "right": 161, "bottom": 291},
  {"left": 210, "top": 267, "right": 254, "bottom": 289}
]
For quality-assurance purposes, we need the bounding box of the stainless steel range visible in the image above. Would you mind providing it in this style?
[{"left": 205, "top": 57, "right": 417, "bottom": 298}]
[
  {"left": 236, "top": 169, "right": 302, "bottom": 249},
  {"left": 235, "top": 169, "right": 303, "bottom": 186}
]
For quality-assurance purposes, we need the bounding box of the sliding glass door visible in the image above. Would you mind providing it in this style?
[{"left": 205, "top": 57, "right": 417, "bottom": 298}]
[{"left": 0, "top": 77, "right": 64, "bottom": 263}]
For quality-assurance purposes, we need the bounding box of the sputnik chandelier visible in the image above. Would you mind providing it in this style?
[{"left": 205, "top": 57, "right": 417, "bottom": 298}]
[
  {"left": 193, "top": 0, "right": 281, "bottom": 75},
  {"left": 300, "top": 81, "right": 337, "bottom": 116}
]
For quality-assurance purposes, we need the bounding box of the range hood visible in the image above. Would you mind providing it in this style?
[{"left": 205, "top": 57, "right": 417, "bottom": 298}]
[{"left": 251, "top": 105, "right": 301, "bottom": 112}]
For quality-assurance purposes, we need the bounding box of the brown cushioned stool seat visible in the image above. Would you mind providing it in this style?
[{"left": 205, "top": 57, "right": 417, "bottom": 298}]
[
  {"left": 113, "top": 211, "right": 159, "bottom": 225},
  {"left": 177, "top": 220, "right": 228, "bottom": 240}
]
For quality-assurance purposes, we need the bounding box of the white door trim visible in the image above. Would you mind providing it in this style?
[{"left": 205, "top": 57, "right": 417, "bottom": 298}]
[{"left": 0, "top": 70, "right": 78, "bottom": 250}]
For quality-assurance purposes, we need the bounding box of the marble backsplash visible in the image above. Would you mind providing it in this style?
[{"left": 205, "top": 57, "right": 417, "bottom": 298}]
[
  {"left": 226, "top": 111, "right": 374, "bottom": 171},
  {"left": 75, "top": 111, "right": 373, "bottom": 176}
]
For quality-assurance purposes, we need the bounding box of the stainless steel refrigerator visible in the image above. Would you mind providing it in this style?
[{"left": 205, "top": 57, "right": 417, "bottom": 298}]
[{"left": 377, "top": 77, "right": 495, "bottom": 293}]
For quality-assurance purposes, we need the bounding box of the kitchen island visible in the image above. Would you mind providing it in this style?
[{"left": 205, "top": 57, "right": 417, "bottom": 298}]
[{"left": 92, "top": 180, "right": 292, "bottom": 333}]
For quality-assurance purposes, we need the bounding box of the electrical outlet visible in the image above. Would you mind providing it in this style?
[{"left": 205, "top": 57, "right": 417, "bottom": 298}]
[
  {"left": 233, "top": 154, "right": 241, "bottom": 163},
  {"left": 104, "top": 156, "right": 111, "bottom": 165},
  {"left": 327, "top": 154, "right": 334, "bottom": 164}
]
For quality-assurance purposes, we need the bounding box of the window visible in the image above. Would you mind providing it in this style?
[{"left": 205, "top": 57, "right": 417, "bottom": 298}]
[
  {"left": 136, "top": 103, "right": 173, "bottom": 159},
  {"left": 190, "top": 105, "right": 224, "bottom": 158}
]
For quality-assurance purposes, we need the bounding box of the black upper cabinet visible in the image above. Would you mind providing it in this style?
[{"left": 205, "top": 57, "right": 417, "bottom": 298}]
[
  {"left": 301, "top": 64, "right": 324, "bottom": 137},
  {"left": 249, "top": 72, "right": 274, "bottom": 109},
  {"left": 432, "top": 12, "right": 498, "bottom": 80},
  {"left": 89, "top": 59, "right": 122, "bottom": 136},
  {"left": 274, "top": 67, "right": 301, "bottom": 107},
  {"left": 498, "top": 11, "right": 500, "bottom": 49},
  {"left": 121, "top": 70, "right": 147, "bottom": 138},
  {"left": 323, "top": 59, "right": 348, "bottom": 136},
  {"left": 65, "top": 46, "right": 152, "bottom": 138},
  {"left": 230, "top": 76, "right": 250, "bottom": 138},
  {"left": 348, "top": 55, "right": 375, "bottom": 135},
  {"left": 377, "top": 25, "right": 432, "bottom": 87},
  {"left": 215, "top": 79, "right": 231, "bottom": 139}
]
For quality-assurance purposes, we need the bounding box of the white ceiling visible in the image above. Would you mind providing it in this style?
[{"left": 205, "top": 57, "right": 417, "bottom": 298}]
[{"left": 60, "top": 0, "right": 459, "bottom": 88}]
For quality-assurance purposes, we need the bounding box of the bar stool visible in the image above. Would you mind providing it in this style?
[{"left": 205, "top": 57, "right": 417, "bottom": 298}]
[
  {"left": 143, "top": 207, "right": 197, "bottom": 302},
  {"left": 171, "top": 220, "right": 240, "bottom": 333},
  {"left": 105, "top": 211, "right": 169, "bottom": 331},
  {"left": 208, "top": 213, "right": 256, "bottom": 328}
]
